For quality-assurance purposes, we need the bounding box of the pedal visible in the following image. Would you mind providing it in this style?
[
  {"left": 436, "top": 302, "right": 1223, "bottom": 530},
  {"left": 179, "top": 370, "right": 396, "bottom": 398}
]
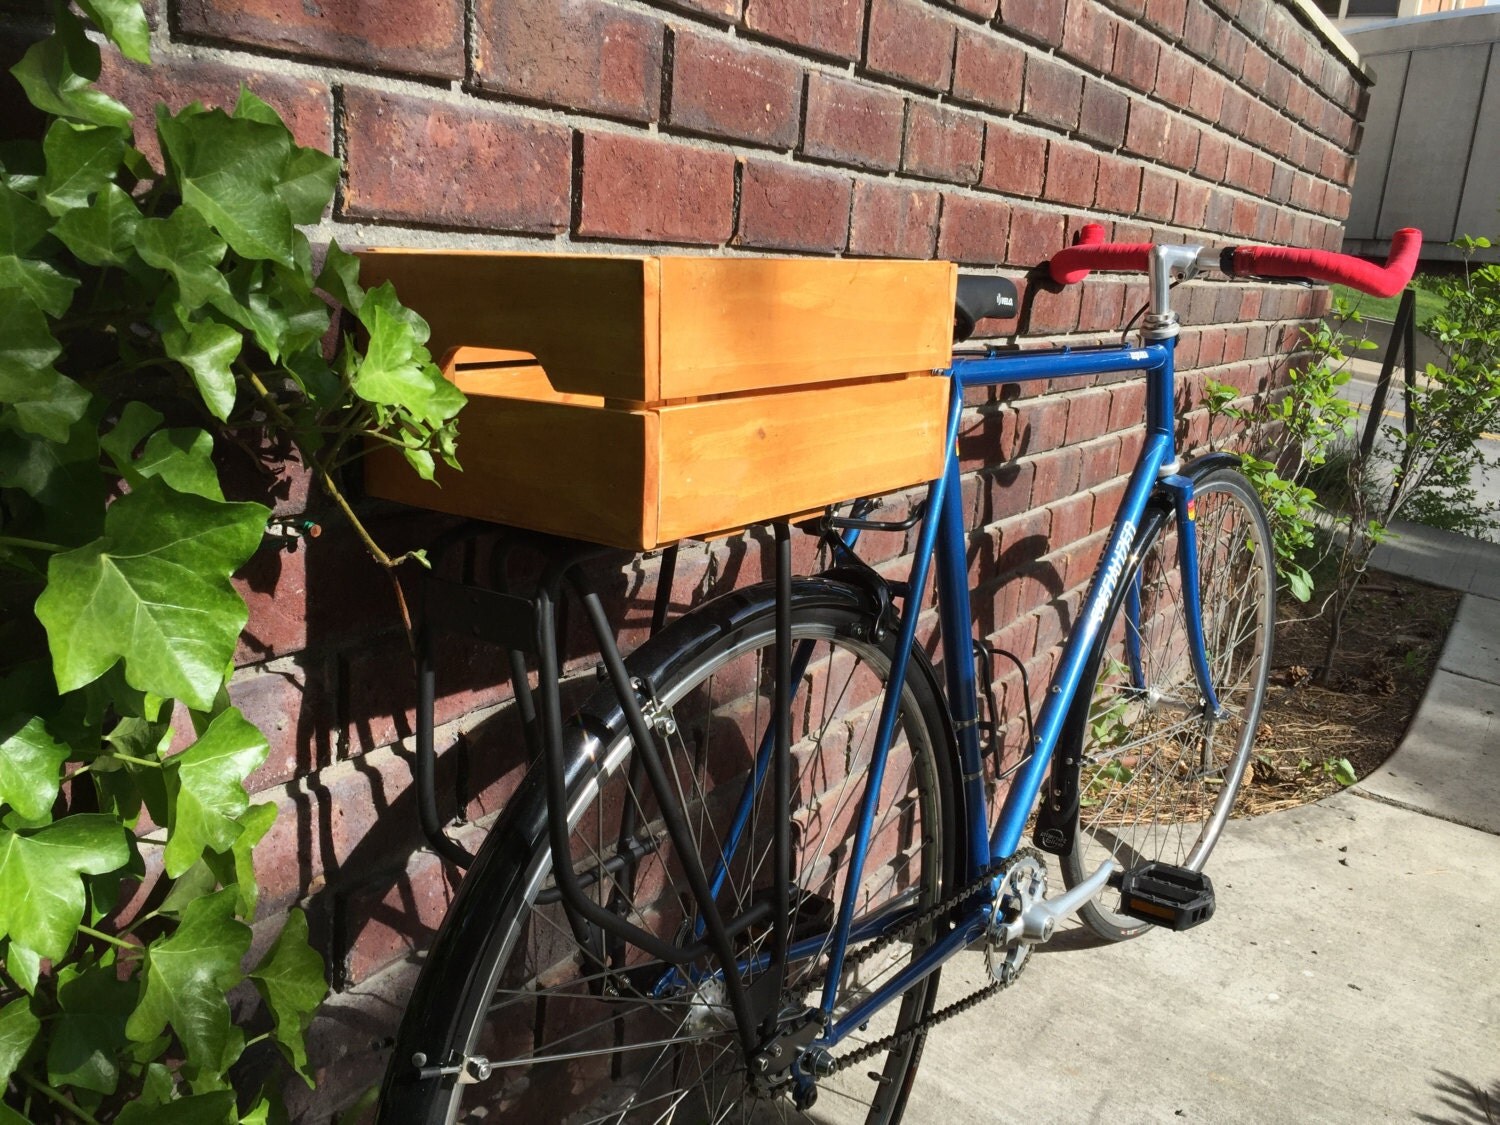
[{"left": 1112, "top": 862, "right": 1215, "bottom": 931}]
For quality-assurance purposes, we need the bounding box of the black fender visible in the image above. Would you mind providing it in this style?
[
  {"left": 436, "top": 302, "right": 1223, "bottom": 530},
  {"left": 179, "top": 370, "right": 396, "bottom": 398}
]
[
  {"left": 1031, "top": 451, "right": 1242, "bottom": 855},
  {"left": 376, "top": 574, "right": 961, "bottom": 1121}
]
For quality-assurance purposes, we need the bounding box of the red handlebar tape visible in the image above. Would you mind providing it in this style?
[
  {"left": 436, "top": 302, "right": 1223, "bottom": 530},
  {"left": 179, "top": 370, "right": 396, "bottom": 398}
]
[{"left": 1048, "top": 222, "right": 1423, "bottom": 299}]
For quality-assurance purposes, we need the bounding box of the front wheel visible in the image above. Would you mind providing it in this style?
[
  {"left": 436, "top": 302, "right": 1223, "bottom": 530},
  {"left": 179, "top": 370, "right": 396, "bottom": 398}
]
[
  {"left": 381, "top": 580, "right": 959, "bottom": 1124},
  {"left": 1061, "top": 467, "right": 1275, "bottom": 941}
]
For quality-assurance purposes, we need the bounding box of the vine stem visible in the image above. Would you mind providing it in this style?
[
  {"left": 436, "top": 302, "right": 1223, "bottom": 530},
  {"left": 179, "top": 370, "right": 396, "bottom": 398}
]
[
  {"left": 77, "top": 924, "right": 141, "bottom": 954},
  {"left": 240, "top": 364, "right": 416, "bottom": 639},
  {"left": 111, "top": 751, "right": 162, "bottom": 769},
  {"left": 0, "top": 535, "right": 65, "bottom": 552},
  {"left": 18, "top": 1074, "right": 104, "bottom": 1125}
]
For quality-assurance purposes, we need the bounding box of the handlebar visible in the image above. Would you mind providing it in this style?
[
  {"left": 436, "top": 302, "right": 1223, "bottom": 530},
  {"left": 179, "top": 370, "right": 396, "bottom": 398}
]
[{"left": 1048, "top": 222, "right": 1422, "bottom": 299}]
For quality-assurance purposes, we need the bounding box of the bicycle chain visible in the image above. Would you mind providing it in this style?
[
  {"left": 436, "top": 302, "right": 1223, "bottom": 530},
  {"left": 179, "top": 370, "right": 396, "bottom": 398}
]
[{"left": 822, "top": 848, "right": 1044, "bottom": 1075}]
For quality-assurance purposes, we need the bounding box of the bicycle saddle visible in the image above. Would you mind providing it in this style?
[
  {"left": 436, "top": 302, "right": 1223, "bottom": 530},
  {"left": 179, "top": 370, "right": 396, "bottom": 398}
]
[{"left": 954, "top": 274, "right": 1020, "bottom": 342}]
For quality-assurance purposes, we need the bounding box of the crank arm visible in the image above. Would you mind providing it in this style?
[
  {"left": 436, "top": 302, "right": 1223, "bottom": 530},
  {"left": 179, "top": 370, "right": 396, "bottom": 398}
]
[{"left": 1003, "top": 860, "right": 1115, "bottom": 946}]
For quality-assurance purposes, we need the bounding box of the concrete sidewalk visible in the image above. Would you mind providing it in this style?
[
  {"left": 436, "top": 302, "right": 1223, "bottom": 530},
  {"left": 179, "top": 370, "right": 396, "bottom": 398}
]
[{"left": 905, "top": 522, "right": 1500, "bottom": 1124}]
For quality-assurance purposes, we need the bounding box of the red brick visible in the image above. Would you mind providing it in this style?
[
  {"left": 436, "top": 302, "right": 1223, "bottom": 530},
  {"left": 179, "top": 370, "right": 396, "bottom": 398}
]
[
  {"left": 1142, "top": 0, "right": 1186, "bottom": 38},
  {"left": 1224, "top": 141, "right": 1253, "bottom": 189},
  {"left": 1060, "top": 0, "right": 1119, "bottom": 74},
  {"left": 176, "top": 0, "right": 463, "bottom": 79},
  {"left": 340, "top": 848, "right": 459, "bottom": 985},
  {"left": 233, "top": 656, "right": 336, "bottom": 793},
  {"left": 1094, "top": 153, "right": 1142, "bottom": 215},
  {"left": 1218, "top": 85, "right": 1250, "bottom": 136},
  {"left": 1188, "top": 67, "right": 1225, "bottom": 124},
  {"left": 1078, "top": 79, "right": 1129, "bottom": 147},
  {"left": 97, "top": 55, "right": 332, "bottom": 171},
  {"left": 744, "top": 0, "right": 863, "bottom": 59},
  {"left": 1215, "top": 27, "right": 1247, "bottom": 78},
  {"left": 1165, "top": 120, "right": 1200, "bottom": 172},
  {"left": 1042, "top": 139, "right": 1098, "bottom": 209},
  {"left": 1248, "top": 151, "right": 1275, "bottom": 197},
  {"left": 1182, "top": 0, "right": 1217, "bottom": 59},
  {"left": 473, "top": 0, "right": 662, "bottom": 123},
  {"left": 1154, "top": 47, "right": 1195, "bottom": 106},
  {"left": 659, "top": 0, "right": 741, "bottom": 18},
  {"left": 848, "top": 180, "right": 940, "bottom": 257},
  {"left": 1196, "top": 131, "right": 1229, "bottom": 181},
  {"left": 938, "top": 193, "right": 1011, "bottom": 265},
  {"left": 1106, "top": 379, "right": 1146, "bottom": 432},
  {"left": 1021, "top": 54, "right": 1083, "bottom": 131},
  {"left": 1006, "top": 206, "right": 1066, "bottom": 268},
  {"left": 999, "top": 0, "right": 1064, "bottom": 47},
  {"left": 735, "top": 159, "right": 851, "bottom": 252},
  {"left": 1124, "top": 98, "right": 1169, "bottom": 161},
  {"left": 903, "top": 101, "right": 983, "bottom": 183},
  {"left": 577, "top": 132, "right": 735, "bottom": 244},
  {"left": 1174, "top": 179, "right": 1210, "bottom": 229},
  {"left": 342, "top": 89, "right": 570, "bottom": 234},
  {"left": 981, "top": 121, "right": 1046, "bottom": 197},
  {"left": 1110, "top": 19, "right": 1159, "bottom": 94},
  {"left": 1063, "top": 387, "right": 1112, "bottom": 445},
  {"left": 952, "top": 27, "right": 1025, "bottom": 114},
  {"left": 865, "top": 0, "right": 956, "bottom": 93},
  {"left": 1138, "top": 168, "right": 1176, "bottom": 222},
  {"left": 936, "top": 0, "right": 999, "bottom": 16},
  {"left": 669, "top": 29, "right": 802, "bottom": 148},
  {"left": 802, "top": 73, "right": 905, "bottom": 171},
  {"left": 1028, "top": 446, "right": 1082, "bottom": 506},
  {"left": 1027, "top": 282, "right": 1082, "bottom": 335},
  {"left": 1077, "top": 276, "right": 1126, "bottom": 331}
]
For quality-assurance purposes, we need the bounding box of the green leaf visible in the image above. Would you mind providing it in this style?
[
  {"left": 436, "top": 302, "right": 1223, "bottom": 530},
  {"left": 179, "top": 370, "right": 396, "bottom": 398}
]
[
  {"left": 1331, "top": 757, "right": 1358, "bottom": 787},
  {"left": 134, "top": 206, "right": 230, "bottom": 310},
  {"left": 0, "top": 814, "right": 130, "bottom": 960},
  {"left": 158, "top": 861, "right": 220, "bottom": 918},
  {"left": 163, "top": 318, "right": 242, "bottom": 421},
  {"left": 205, "top": 800, "right": 275, "bottom": 917},
  {"left": 163, "top": 708, "right": 268, "bottom": 878},
  {"left": 250, "top": 910, "right": 325, "bottom": 1082},
  {"left": 76, "top": 0, "right": 152, "bottom": 64},
  {"left": 354, "top": 283, "right": 465, "bottom": 424},
  {"left": 0, "top": 715, "right": 70, "bottom": 822},
  {"left": 117, "top": 1092, "right": 237, "bottom": 1125},
  {"left": 46, "top": 963, "right": 137, "bottom": 1095},
  {"left": 0, "top": 996, "right": 40, "bottom": 1091},
  {"left": 156, "top": 103, "right": 296, "bottom": 266},
  {"left": 53, "top": 181, "right": 142, "bottom": 266},
  {"left": 141, "top": 1060, "right": 177, "bottom": 1104},
  {"left": 125, "top": 888, "right": 251, "bottom": 1074},
  {"left": 34, "top": 480, "right": 268, "bottom": 710},
  {"left": 316, "top": 240, "right": 364, "bottom": 313},
  {"left": 1286, "top": 565, "right": 1314, "bottom": 603},
  {"left": 0, "top": 182, "right": 79, "bottom": 316},
  {"left": 101, "top": 401, "right": 225, "bottom": 501},
  {"left": 39, "top": 119, "right": 128, "bottom": 216},
  {"left": 7, "top": 942, "right": 42, "bottom": 994},
  {"left": 276, "top": 144, "right": 339, "bottom": 226},
  {"left": 9, "top": 7, "right": 133, "bottom": 127}
]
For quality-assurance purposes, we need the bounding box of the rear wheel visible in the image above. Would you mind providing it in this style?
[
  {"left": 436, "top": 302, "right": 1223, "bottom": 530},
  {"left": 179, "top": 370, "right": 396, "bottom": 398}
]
[
  {"left": 400, "top": 585, "right": 957, "bottom": 1124},
  {"left": 1061, "top": 469, "right": 1274, "bottom": 941}
]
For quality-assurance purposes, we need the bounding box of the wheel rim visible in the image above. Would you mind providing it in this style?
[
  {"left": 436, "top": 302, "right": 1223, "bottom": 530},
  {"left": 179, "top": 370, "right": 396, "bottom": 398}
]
[
  {"left": 1073, "top": 477, "right": 1273, "bottom": 935},
  {"left": 447, "top": 614, "right": 947, "bottom": 1124}
]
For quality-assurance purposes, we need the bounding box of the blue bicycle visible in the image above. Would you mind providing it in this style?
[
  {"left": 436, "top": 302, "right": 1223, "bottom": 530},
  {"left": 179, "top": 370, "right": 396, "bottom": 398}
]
[{"left": 377, "top": 225, "right": 1421, "bottom": 1123}]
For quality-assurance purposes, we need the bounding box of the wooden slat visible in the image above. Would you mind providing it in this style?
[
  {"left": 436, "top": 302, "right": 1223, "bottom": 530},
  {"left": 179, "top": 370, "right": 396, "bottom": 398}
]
[
  {"left": 654, "top": 375, "right": 950, "bottom": 544},
  {"left": 655, "top": 258, "right": 956, "bottom": 399},
  {"left": 357, "top": 251, "right": 658, "bottom": 401},
  {"left": 363, "top": 395, "right": 655, "bottom": 549}
]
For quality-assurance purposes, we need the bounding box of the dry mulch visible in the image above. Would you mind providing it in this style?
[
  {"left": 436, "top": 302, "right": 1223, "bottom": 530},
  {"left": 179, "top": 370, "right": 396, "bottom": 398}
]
[{"left": 1241, "top": 570, "right": 1460, "bottom": 815}]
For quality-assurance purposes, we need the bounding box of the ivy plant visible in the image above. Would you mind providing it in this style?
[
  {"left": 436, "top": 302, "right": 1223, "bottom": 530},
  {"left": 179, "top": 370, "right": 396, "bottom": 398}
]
[{"left": 1, "top": 1, "right": 463, "bottom": 1119}]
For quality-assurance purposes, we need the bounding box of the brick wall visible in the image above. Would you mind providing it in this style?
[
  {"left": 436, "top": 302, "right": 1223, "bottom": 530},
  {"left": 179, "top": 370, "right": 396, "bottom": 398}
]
[{"left": 3, "top": 0, "right": 1370, "bottom": 1115}]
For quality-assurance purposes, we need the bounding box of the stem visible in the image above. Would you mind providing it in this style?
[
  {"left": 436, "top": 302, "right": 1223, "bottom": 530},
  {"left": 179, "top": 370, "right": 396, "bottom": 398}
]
[
  {"left": 0, "top": 535, "right": 66, "bottom": 552},
  {"left": 77, "top": 924, "right": 140, "bottom": 953},
  {"left": 18, "top": 1074, "right": 105, "bottom": 1125},
  {"left": 111, "top": 751, "right": 162, "bottom": 769}
]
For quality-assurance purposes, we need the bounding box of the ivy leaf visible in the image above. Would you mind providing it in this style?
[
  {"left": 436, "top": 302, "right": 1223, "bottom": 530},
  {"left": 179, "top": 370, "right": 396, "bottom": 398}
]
[
  {"left": 156, "top": 103, "right": 295, "bottom": 267},
  {"left": 34, "top": 479, "right": 268, "bottom": 710},
  {"left": 46, "top": 963, "right": 136, "bottom": 1095},
  {"left": 0, "top": 814, "right": 130, "bottom": 960},
  {"left": 250, "top": 910, "right": 325, "bottom": 1082},
  {"left": 0, "top": 996, "right": 40, "bottom": 1091},
  {"left": 162, "top": 318, "right": 241, "bottom": 421},
  {"left": 101, "top": 400, "right": 224, "bottom": 501},
  {"left": 316, "top": 240, "right": 364, "bottom": 314},
  {"left": 76, "top": 0, "right": 152, "bottom": 64},
  {"left": 125, "top": 888, "right": 251, "bottom": 1074},
  {"left": 134, "top": 206, "right": 230, "bottom": 310},
  {"left": 117, "top": 1093, "right": 236, "bottom": 1125},
  {"left": 0, "top": 715, "right": 69, "bottom": 822},
  {"left": 162, "top": 708, "right": 268, "bottom": 878},
  {"left": 204, "top": 800, "right": 275, "bottom": 917},
  {"left": 53, "top": 181, "right": 141, "bottom": 266},
  {"left": 355, "top": 283, "right": 466, "bottom": 424},
  {"left": 0, "top": 181, "right": 79, "bottom": 316},
  {"left": 39, "top": 119, "right": 128, "bottom": 216},
  {"left": 276, "top": 144, "right": 338, "bottom": 226},
  {"left": 9, "top": 7, "right": 133, "bottom": 127},
  {"left": 158, "top": 860, "right": 219, "bottom": 918},
  {"left": 7, "top": 942, "right": 41, "bottom": 994}
]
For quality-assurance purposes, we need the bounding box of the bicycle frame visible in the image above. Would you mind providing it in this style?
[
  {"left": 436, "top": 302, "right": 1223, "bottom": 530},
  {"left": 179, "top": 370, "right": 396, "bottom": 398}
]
[{"left": 771, "top": 332, "right": 1227, "bottom": 1056}]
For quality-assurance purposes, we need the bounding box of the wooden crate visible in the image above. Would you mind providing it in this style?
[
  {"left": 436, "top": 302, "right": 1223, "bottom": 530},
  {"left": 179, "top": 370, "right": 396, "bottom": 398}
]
[{"left": 358, "top": 253, "right": 956, "bottom": 550}]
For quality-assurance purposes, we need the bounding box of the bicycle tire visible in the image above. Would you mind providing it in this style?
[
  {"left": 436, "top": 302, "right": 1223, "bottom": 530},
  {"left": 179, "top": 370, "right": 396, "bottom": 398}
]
[
  {"left": 1059, "top": 466, "right": 1274, "bottom": 941},
  {"left": 378, "top": 577, "right": 959, "bottom": 1124}
]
